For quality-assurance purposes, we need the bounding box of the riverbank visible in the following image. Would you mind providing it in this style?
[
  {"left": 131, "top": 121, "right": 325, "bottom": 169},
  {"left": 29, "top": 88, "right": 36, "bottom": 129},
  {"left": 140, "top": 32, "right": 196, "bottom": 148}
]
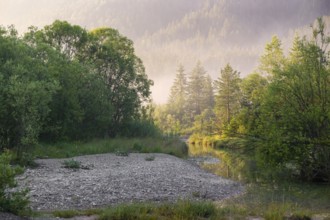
[{"left": 14, "top": 153, "right": 243, "bottom": 211}]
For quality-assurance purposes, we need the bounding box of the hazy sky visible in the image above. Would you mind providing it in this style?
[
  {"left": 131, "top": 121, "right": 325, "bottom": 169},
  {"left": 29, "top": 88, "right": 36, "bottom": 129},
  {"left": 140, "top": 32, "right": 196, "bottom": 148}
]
[{"left": 1, "top": 0, "right": 329, "bottom": 103}]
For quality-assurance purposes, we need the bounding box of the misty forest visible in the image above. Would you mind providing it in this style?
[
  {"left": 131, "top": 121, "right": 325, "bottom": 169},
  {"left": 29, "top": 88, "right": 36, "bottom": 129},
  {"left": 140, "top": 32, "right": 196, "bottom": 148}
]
[{"left": 0, "top": 1, "right": 330, "bottom": 219}]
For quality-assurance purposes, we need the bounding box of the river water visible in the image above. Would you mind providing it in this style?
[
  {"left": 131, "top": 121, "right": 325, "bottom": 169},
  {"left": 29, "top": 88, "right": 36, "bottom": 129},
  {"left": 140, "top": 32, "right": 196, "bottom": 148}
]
[{"left": 187, "top": 143, "right": 253, "bottom": 182}]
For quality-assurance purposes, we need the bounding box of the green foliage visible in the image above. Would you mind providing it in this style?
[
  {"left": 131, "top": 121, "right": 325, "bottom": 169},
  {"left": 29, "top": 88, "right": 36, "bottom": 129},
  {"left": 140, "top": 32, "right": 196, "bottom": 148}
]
[
  {"left": 167, "top": 65, "right": 188, "bottom": 125},
  {"left": 259, "top": 35, "right": 286, "bottom": 78},
  {"left": 214, "top": 63, "right": 241, "bottom": 132},
  {"left": 0, "top": 151, "right": 30, "bottom": 215},
  {"left": 115, "top": 150, "right": 130, "bottom": 157},
  {"left": 187, "top": 62, "right": 214, "bottom": 123},
  {"left": 62, "top": 159, "right": 81, "bottom": 169},
  {"left": 32, "top": 137, "right": 187, "bottom": 159},
  {"left": 14, "top": 152, "right": 38, "bottom": 168},
  {"left": 25, "top": 20, "right": 153, "bottom": 140},
  {"left": 85, "top": 27, "right": 153, "bottom": 136},
  {"left": 1, "top": 20, "right": 155, "bottom": 160},
  {"left": 186, "top": 18, "right": 330, "bottom": 183},
  {"left": 122, "top": 104, "right": 160, "bottom": 138},
  {"left": 229, "top": 182, "right": 327, "bottom": 219},
  {"left": 187, "top": 140, "right": 329, "bottom": 218},
  {"left": 53, "top": 209, "right": 102, "bottom": 218},
  {"left": 145, "top": 155, "right": 155, "bottom": 161},
  {"left": 256, "top": 18, "right": 330, "bottom": 182},
  {"left": 99, "top": 201, "right": 217, "bottom": 220},
  {"left": 174, "top": 200, "right": 216, "bottom": 219},
  {"left": 235, "top": 73, "right": 268, "bottom": 136},
  {"left": 100, "top": 203, "right": 154, "bottom": 220},
  {"left": 155, "top": 62, "right": 215, "bottom": 136},
  {"left": 0, "top": 28, "right": 59, "bottom": 155},
  {"left": 192, "top": 108, "right": 216, "bottom": 135}
]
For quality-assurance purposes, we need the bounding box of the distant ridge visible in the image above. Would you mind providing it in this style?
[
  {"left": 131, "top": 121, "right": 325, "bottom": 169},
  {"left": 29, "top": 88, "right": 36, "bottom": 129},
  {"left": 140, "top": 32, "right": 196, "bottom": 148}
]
[{"left": 1, "top": 0, "right": 329, "bottom": 102}]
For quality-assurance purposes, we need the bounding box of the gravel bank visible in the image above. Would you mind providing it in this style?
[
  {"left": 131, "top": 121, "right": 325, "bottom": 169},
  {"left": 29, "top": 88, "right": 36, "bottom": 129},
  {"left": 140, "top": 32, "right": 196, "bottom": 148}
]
[
  {"left": 15, "top": 153, "right": 243, "bottom": 211},
  {"left": 0, "top": 213, "right": 28, "bottom": 220}
]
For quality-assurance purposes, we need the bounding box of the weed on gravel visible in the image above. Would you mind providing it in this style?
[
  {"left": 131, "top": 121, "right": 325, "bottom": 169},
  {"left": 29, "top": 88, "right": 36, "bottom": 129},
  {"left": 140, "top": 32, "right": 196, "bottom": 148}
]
[
  {"left": 144, "top": 155, "right": 155, "bottom": 161},
  {"left": 62, "top": 159, "right": 81, "bottom": 169}
]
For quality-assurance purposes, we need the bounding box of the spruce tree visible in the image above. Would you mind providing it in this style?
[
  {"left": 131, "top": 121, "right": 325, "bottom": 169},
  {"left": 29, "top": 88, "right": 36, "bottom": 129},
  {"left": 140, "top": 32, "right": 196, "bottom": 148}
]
[
  {"left": 214, "top": 63, "right": 241, "bottom": 130},
  {"left": 167, "top": 64, "right": 188, "bottom": 124}
]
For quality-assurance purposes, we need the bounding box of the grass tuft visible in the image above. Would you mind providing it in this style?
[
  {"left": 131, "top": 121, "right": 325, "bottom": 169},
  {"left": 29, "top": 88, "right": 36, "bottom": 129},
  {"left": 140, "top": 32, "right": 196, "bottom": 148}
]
[
  {"left": 145, "top": 155, "right": 155, "bottom": 161},
  {"left": 99, "top": 200, "right": 218, "bottom": 220},
  {"left": 62, "top": 159, "right": 81, "bottom": 169},
  {"left": 99, "top": 203, "right": 154, "bottom": 220},
  {"left": 52, "top": 209, "right": 102, "bottom": 218}
]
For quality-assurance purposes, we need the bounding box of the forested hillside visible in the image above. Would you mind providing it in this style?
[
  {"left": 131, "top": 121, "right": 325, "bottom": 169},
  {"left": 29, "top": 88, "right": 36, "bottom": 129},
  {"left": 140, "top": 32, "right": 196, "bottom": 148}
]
[{"left": 1, "top": 0, "right": 329, "bottom": 102}]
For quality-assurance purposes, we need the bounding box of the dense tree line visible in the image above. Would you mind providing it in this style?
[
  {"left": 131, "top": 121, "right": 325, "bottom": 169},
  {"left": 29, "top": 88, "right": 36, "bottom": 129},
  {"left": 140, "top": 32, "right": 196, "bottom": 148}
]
[
  {"left": 154, "top": 60, "right": 240, "bottom": 137},
  {"left": 0, "top": 21, "right": 155, "bottom": 156},
  {"left": 156, "top": 18, "right": 330, "bottom": 182},
  {"left": 154, "top": 62, "right": 215, "bottom": 135}
]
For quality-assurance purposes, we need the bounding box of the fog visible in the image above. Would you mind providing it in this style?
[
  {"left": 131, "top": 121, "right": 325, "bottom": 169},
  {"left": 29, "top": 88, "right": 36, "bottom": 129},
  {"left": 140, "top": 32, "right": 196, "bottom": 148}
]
[{"left": 1, "top": 0, "right": 329, "bottom": 103}]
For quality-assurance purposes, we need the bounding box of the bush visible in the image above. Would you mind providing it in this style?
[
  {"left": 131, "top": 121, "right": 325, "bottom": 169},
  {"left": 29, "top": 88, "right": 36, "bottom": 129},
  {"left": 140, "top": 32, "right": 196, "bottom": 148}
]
[
  {"left": 145, "top": 155, "right": 155, "bottom": 161},
  {"left": 0, "top": 151, "right": 30, "bottom": 215},
  {"left": 62, "top": 159, "right": 81, "bottom": 169},
  {"left": 14, "top": 152, "right": 38, "bottom": 168}
]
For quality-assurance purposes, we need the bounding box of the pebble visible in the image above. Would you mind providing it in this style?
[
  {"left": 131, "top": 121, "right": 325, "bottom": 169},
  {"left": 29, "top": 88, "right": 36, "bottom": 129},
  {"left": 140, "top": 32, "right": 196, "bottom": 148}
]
[{"left": 14, "top": 153, "right": 244, "bottom": 211}]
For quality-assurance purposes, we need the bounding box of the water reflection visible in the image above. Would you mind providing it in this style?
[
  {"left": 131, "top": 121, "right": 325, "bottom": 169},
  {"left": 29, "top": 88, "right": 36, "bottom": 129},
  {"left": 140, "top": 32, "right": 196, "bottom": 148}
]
[{"left": 188, "top": 143, "right": 252, "bottom": 182}]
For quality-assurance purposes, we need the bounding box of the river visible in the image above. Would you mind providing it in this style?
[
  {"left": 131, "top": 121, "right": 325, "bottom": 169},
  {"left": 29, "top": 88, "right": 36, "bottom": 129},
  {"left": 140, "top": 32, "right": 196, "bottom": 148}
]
[{"left": 187, "top": 142, "right": 255, "bottom": 182}]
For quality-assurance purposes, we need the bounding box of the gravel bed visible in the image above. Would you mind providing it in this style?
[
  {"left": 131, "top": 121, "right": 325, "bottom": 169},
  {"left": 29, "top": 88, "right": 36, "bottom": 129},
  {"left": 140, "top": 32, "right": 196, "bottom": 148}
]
[
  {"left": 0, "top": 213, "right": 28, "bottom": 220},
  {"left": 15, "top": 153, "right": 243, "bottom": 211}
]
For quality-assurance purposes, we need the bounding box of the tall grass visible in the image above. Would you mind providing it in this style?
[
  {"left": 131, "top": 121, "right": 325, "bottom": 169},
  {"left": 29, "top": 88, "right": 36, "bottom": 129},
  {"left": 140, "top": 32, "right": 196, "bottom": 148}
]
[
  {"left": 99, "top": 200, "right": 218, "bottom": 220},
  {"left": 50, "top": 201, "right": 220, "bottom": 220},
  {"left": 51, "top": 197, "right": 327, "bottom": 220},
  {"left": 32, "top": 137, "right": 187, "bottom": 159},
  {"left": 221, "top": 181, "right": 329, "bottom": 219}
]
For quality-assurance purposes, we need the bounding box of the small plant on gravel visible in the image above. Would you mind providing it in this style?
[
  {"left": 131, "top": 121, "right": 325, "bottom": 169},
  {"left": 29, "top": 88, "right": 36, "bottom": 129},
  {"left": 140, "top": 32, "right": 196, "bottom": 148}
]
[
  {"left": 145, "top": 155, "right": 155, "bottom": 161},
  {"left": 115, "top": 150, "right": 129, "bottom": 157},
  {"left": 80, "top": 163, "right": 94, "bottom": 170},
  {"left": 192, "top": 191, "right": 201, "bottom": 198},
  {"left": 63, "top": 159, "right": 81, "bottom": 169}
]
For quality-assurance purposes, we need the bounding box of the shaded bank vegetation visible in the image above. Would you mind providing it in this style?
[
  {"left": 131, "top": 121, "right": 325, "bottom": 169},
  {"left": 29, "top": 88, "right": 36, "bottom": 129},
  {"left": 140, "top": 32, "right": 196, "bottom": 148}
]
[
  {"left": 155, "top": 18, "right": 330, "bottom": 183},
  {"left": 0, "top": 20, "right": 157, "bottom": 155},
  {"left": 0, "top": 20, "right": 158, "bottom": 214}
]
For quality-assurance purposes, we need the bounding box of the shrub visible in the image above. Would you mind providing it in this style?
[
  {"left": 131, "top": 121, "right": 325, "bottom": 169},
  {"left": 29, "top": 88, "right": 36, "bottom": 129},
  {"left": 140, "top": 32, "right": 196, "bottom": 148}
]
[
  {"left": 100, "top": 203, "right": 154, "bottom": 220},
  {"left": 132, "top": 143, "right": 143, "bottom": 152},
  {"left": 115, "top": 150, "right": 130, "bottom": 157},
  {"left": 145, "top": 155, "right": 155, "bottom": 161},
  {"left": 62, "top": 159, "right": 81, "bottom": 169},
  {"left": 14, "top": 152, "right": 38, "bottom": 168},
  {"left": 174, "top": 200, "right": 217, "bottom": 219},
  {"left": 0, "top": 151, "right": 30, "bottom": 215}
]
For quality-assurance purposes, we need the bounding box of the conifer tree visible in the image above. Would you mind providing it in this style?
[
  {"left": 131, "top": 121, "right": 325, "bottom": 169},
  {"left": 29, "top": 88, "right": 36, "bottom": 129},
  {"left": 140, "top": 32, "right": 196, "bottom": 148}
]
[
  {"left": 186, "top": 62, "right": 214, "bottom": 125},
  {"left": 167, "top": 64, "right": 188, "bottom": 124},
  {"left": 214, "top": 63, "right": 241, "bottom": 130}
]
